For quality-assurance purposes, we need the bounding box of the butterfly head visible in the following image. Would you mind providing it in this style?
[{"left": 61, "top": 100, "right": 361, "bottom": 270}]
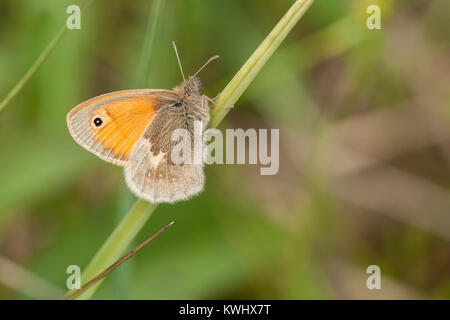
[{"left": 180, "top": 76, "right": 202, "bottom": 97}]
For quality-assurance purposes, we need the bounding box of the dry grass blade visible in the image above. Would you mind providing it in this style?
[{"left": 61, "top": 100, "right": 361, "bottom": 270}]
[{"left": 64, "top": 221, "right": 174, "bottom": 300}]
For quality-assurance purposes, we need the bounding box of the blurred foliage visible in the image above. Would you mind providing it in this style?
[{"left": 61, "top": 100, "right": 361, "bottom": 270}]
[{"left": 0, "top": 0, "right": 449, "bottom": 299}]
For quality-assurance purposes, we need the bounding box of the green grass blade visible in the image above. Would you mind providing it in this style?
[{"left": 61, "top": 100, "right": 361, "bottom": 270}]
[
  {"left": 209, "top": 0, "right": 315, "bottom": 128},
  {"left": 137, "top": 0, "right": 165, "bottom": 88},
  {"left": 0, "top": 0, "right": 93, "bottom": 114},
  {"left": 74, "top": 0, "right": 315, "bottom": 299},
  {"left": 0, "top": 27, "right": 67, "bottom": 114}
]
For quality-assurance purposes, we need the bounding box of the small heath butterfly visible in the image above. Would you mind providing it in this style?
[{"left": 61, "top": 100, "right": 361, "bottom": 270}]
[{"left": 67, "top": 42, "right": 230, "bottom": 203}]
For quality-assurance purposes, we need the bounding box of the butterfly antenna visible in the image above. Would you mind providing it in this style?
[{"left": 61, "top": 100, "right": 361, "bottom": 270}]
[
  {"left": 172, "top": 41, "right": 186, "bottom": 82},
  {"left": 191, "top": 55, "right": 220, "bottom": 79}
]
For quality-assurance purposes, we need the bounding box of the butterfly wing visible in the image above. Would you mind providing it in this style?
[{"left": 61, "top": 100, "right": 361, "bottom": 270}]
[
  {"left": 124, "top": 103, "right": 207, "bottom": 203},
  {"left": 66, "top": 89, "right": 178, "bottom": 166}
]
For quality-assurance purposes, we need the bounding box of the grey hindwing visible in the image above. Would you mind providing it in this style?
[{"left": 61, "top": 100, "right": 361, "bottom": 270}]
[{"left": 124, "top": 103, "right": 206, "bottom": 203}]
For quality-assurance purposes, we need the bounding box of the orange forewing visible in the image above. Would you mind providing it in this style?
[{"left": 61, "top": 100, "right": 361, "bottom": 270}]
[
  {"left": 90, "top": 97, "right": 157, "bottom": 161},
  {"left": 67, "top": 90, "right": 160, "bottom": 163}
]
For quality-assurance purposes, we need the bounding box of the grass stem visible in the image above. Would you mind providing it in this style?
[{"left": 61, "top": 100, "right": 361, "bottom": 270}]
[{"left": 72, "top": 0, "right": 315, "bottom": 299}]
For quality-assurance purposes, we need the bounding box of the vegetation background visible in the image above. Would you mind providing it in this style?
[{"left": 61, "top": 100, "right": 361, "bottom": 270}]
[{"left": 0, "top": 0, "right": 449, "bottom": 299}]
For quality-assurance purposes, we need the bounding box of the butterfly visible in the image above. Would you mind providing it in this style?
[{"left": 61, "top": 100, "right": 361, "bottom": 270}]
[{"left": 66, "top": 42, "right": 230, "bottom": 203}]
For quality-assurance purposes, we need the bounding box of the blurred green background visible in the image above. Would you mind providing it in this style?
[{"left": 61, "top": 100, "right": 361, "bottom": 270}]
[{"left": 0, "top": 0, "right": 449, "bottom": 299}]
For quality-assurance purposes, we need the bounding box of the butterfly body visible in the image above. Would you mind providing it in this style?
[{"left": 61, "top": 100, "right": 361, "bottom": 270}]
[{"left": 67, "top": 76, "right": 210, "bottom": 203}]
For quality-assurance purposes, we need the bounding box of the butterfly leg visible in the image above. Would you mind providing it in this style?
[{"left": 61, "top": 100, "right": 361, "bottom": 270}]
[
  {"left": 203, "top": 95, "right": 234, "bottom": 109},
  {"left": 210, "top": 92, "right": 221, "bottom": 101}
]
